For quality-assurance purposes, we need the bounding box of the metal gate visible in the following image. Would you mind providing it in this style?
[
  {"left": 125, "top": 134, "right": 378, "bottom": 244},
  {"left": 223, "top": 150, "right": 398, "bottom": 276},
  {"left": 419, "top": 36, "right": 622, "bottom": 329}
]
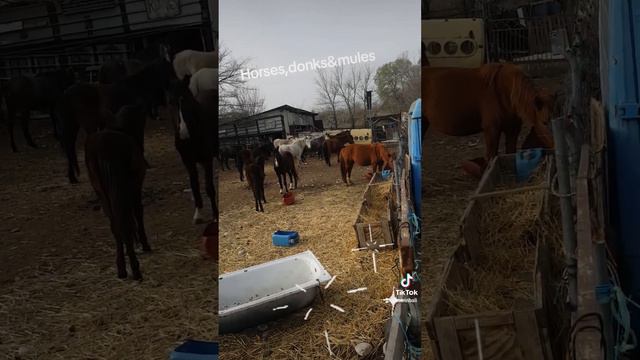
[{"left": 485, "top": 14, "right": 572, "bottom": 63}]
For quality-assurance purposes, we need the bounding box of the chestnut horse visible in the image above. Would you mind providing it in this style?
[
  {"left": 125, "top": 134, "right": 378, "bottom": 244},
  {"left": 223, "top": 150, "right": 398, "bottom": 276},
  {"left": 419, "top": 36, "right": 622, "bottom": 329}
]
[
  {"left": 322, "top": 131, "right": 354, "bottom": 166},
  {"left": 338, "top": 143, "right": 393, "bottom": 186},
  {"left": 422, "top": 63, "right": 555, "bottom": 161}
]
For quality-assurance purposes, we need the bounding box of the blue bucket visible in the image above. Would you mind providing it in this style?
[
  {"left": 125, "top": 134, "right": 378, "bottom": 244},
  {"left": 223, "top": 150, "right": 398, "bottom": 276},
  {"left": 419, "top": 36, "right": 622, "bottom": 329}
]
[
  {"left": 516, "top": 148, "right": 544, "bottom": 182},
  {"left": 170, "top": 340, "right": 218, "bottom": 360},
  {"left": 272, "top": 230, "right": 299, "bottom": 247},
  {"left": 381, "top": 169, "right": 392, "bottom": 180}
]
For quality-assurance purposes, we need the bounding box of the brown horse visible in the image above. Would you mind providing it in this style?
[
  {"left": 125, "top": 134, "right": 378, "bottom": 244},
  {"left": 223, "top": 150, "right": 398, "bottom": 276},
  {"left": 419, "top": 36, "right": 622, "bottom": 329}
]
[
  {"left": 422, "top": 63, "right": 555, "bottom": 161},
  {"left": 338, "top": 143, "right": 393, "bottom": 186},
  {"left": 245, "top": 155, "right": 267, "bottom": 212},
  {"left": 322, "top": 131, "right": 354, "bottom": 166},
  {"left": 85, "top": 129, "right": 150, "bottom": 280}
]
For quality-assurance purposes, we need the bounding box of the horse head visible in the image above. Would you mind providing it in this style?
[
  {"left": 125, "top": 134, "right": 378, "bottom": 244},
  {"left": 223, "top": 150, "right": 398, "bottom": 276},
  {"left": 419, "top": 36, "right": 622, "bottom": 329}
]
[{"left": 375, "top": 143, "right": 394, "bottom": 171}]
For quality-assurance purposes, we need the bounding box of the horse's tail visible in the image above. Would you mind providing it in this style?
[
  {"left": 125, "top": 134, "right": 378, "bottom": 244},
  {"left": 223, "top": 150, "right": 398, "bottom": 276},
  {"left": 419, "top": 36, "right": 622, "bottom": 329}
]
[{"left": 93, "top": 143, "right": 136, "bottom": 248}]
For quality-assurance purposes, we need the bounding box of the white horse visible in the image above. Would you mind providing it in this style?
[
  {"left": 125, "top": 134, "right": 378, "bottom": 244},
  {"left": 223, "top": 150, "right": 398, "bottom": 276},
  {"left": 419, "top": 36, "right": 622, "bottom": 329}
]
[
  {"left": 278, "top": 138, "right": 310, "bottom": 166},
  {"left": 173, "top": 49, "right": 218, "bottom": 80},
  {"left": 188, "top": 68, "right": 218, "bottom": 98},
  {"left": 273, "top": 136, "right": 294, "bottom": 148}
]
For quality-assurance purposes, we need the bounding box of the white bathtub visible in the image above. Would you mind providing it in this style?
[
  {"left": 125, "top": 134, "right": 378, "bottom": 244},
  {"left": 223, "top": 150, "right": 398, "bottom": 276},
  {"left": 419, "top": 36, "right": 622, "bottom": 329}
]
[{"left": 219, "top": 250, "right": 332, "bottom": 333}]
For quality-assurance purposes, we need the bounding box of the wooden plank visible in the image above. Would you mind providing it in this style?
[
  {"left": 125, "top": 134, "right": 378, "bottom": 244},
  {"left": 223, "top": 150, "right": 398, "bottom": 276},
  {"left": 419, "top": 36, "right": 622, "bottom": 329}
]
[
  {"left": 513, "top": 311, "right": 545, "bottom": 360},
  {"left": 575, "top": 144, "right": 605, "bottom": 360},
  {"left": 469, "top": 184, "right": 549, "bottom": 199},
  {"left": 433, "top": 317, "right": 464, "bottom": 360},
  {"left": 453, "top": 311, "right": 515, "bottom": 329},
  {"left": 384, "top": 302, "right": 409, "bottom": 360}
]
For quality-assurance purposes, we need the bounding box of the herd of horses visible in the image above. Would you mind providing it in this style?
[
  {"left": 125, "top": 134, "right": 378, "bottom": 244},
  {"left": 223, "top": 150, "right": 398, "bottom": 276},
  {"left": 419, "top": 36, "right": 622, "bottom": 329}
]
[
  {"left": 219, "top": 129, "right": 394, "bottom": 213},
  {"left": 0, "top": 46, "right": 218, "bottom": 280}
]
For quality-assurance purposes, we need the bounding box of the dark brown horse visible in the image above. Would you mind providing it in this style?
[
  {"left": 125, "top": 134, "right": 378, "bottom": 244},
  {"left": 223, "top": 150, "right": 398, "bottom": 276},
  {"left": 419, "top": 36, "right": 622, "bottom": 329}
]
[
  {"left": 338, "top": 143, "right": 393, "bottom": 186},
  {"left": 4, "top": 69, "right": 76, "bottom": 151},
  {"left": 59, "top": 56, "right": 174, "bottom": 183},
  {"left": 322, "top": 131, "right": 354, "bottom": 166},
  {"left": 274, "top": 147, "right": 298, "bottom": 194},
  {"left": 167, "top": 76, "right": 218, "bottom": 224},
  {"left": 422, "top": 63, "right": 555, "bottom": 162},
  {"left": 85, "top": 129, "right": 150, "bottom": 280},
  {"left": 245, "top": 155, "right": 267, "bottom": 212}
]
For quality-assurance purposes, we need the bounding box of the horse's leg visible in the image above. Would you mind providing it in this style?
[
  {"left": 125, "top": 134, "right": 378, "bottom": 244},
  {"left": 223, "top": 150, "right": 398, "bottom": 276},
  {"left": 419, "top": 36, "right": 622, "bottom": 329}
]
[
  {"left": 277, "top": 172, "right": 284, "bottom": 194},
  {"left": 204, "top": 160, "right": 218, "bottom": 219},
  {"left": 483, "top": 125, "right": 501, "bottom": 161},
  {"left": 347, "top": 160, "right": 354, "bottom": 186},
  {"left": 111, "top": 221, "right": 127, "bottom": 279},
  {"left": 63, "top": 125, "right": 80, "bottom": 184},
  {"left": 132, "top": 187, "right": 151, "bottom": 252},
  {"left": 20, "top": 110, "right": 37, "bottom": 148},
  {"left": 123, "top": 228, "right": 142, "bottom": 280},
  {"left": 185, "top": 160, "right": 205, "bottom": 224},
  {"left": 503, "top": 119, "right": 521, "bottom": 154}
]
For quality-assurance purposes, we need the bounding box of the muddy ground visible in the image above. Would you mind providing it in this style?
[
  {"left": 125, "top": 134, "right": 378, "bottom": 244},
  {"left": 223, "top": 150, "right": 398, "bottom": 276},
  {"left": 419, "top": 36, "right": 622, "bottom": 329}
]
[{"left": 0, "top": 119, "right": 216, "bottom": 360}]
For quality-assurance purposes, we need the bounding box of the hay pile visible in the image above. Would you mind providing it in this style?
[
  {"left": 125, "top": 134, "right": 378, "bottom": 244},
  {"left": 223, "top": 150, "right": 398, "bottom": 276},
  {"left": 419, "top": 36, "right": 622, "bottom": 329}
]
[
  {"left": 218, "top": 161, "right": 399, "bottom": 359},
  {"left": 444, "top": 160, "right": 551, "bottom": 315}
]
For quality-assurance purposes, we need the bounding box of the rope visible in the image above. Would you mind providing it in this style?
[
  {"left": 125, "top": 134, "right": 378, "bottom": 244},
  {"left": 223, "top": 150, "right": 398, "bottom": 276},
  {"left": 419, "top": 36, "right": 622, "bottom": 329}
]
[
  {"left": 594, "top": 283, "right": 640, "bottom": 359},
  {"left": 550, "top": 172, "right": 576, "bottom": 198}
]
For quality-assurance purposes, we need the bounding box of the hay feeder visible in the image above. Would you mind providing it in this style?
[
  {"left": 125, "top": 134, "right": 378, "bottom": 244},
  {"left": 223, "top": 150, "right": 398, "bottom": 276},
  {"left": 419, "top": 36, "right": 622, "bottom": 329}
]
[
  {"left": 352, "top": 172, "right": 398, "bottom": 250},
  {"left": 426, "top": 152, "right": 564, "bottom": 360}
]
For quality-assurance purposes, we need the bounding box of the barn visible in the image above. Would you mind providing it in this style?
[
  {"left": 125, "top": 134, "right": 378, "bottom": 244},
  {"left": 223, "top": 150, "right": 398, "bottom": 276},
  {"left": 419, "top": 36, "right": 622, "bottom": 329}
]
[
  {"left": 0, "top": 0, "right": 217, "bottom": 81},
  {"left": 218, "top": 104, "right": 319, "bottom": 145}
]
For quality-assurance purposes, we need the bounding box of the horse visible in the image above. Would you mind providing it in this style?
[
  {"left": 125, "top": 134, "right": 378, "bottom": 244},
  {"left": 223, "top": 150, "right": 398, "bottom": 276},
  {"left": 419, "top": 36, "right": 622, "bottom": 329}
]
[
  {"left": 322, "top": 131, "right": 354, "bottom": 166},
  {"left": 167, "top": 76, "right": 218, "bottom": 224},
  {"left": 338, "top": 143, "right": 394, "bottom": 186},
  {"left": 245, "top": 155, "right": 267, "bottom": 212},
  {"left": 278, "top": 138, "right": 309, "bottom": 166},
  {"left": 274, "top": 147, "right": 298, "bottom": 194},
  {"left": 273, "top": 136, "right": 294, "bottom": 148},
  {"left": 218, "top": 144, "right": 243, "bottom": 171},
  {"left": 98, "top": 58, "right": 145, "bottom": 84},
  {"left": 251, "top": 142, "right": 275, "bottom": 159},
  {"left": 236, "top": 148, "right": 253, "bottom": 182},
  {"left": 188, "top": 68, "right": 218, "bottom": 98},
  {"left": 84, "top": 129, "right": 150, "bottom": 280},
  {"left": 172, "top": 49, "right": 218, "bottom": 80},
  {"left": 59, "top": 56, "right": 174, "bottom": 183},
  {"left": 306, "top": 134, "right": 325, "bottom": 158},
  {"left": 421, "top": 63, "right": 555, "bottom": 163},
  {"left": 4, "top": 69, "right": 75, "bottom": 151}
]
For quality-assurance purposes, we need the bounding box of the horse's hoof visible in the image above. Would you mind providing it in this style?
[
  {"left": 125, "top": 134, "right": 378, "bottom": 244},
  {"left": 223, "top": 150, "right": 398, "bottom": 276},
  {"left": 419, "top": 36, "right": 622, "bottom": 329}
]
[{"left": 117, "top": 271, "right": 127, "bottom": 279}]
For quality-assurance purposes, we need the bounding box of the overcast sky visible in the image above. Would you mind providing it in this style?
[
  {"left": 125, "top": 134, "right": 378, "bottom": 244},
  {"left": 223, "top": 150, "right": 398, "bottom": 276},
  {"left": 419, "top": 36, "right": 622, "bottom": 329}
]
[{"left": 220, "top": 0, "right": 420, "bottom": 111}]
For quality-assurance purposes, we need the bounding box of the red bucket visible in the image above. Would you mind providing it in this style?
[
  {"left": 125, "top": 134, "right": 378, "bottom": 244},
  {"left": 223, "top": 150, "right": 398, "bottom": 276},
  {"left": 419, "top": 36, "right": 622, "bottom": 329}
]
[{"left": 282, "top": 191, "right": 295, "bottom": 205}]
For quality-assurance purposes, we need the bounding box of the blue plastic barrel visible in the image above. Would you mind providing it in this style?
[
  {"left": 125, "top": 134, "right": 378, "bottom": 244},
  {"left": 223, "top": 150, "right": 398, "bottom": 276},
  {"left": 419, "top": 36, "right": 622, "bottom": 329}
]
[{"left": 515, "top": 148, "right": 544, "bottom": 182}]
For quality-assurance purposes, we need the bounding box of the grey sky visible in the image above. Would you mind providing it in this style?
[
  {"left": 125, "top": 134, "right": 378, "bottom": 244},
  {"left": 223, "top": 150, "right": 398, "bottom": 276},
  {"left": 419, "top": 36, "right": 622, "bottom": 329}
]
[{"left": 220, "top": 0, "right": 420, "bottom": 111}]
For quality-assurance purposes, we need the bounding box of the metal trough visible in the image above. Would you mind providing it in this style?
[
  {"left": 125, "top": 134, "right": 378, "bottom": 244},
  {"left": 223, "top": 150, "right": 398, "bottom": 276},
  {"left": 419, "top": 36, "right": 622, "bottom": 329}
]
[{"left": 218, "top": 250, "right": 332, "bottom": 334}]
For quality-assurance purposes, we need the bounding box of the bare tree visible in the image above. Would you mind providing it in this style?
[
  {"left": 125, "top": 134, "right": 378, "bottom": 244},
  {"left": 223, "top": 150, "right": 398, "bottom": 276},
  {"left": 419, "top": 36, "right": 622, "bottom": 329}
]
[
  {"left": 315, "top": 68, "right": 339, "bottom": 129},
  {"left": 218, "top": 45, "right": 266, "bottom": 117},
  {"left": 334, "top": 66, "right": 360, "bottom": 128}
]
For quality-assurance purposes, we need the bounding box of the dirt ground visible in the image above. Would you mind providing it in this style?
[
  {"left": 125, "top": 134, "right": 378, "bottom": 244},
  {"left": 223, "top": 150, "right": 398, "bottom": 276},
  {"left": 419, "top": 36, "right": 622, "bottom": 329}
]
[
  {"left": 0, "top": 119, "right": 216, "bottom": 359},
  {"left": 218, "top": 155, "right": 399, "bottom": 359}
]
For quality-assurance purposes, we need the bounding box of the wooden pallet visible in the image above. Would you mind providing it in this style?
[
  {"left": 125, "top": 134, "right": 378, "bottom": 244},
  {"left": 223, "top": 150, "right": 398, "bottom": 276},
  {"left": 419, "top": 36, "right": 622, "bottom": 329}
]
[
  {"left": 426, "top": 153, "right": 560, "bottom": 360},
  {"left": 352, "top": 172, "right": 398, "bottom": 249}
]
